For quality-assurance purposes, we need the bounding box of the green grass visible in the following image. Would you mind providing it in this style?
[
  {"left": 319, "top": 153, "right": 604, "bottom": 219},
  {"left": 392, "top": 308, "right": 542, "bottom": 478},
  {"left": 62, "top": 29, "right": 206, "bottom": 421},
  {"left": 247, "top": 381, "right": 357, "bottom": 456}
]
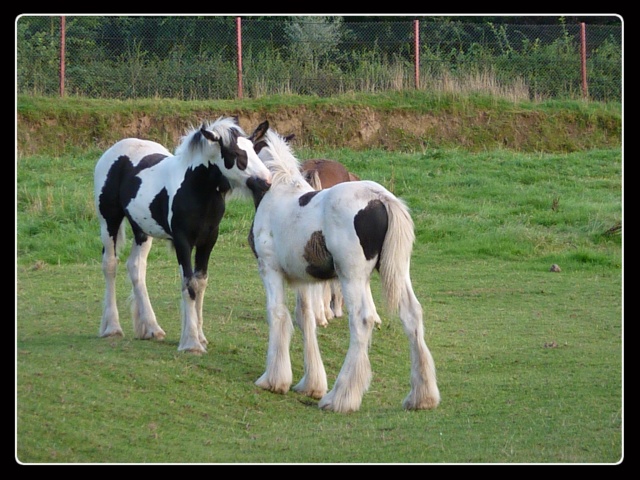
[
  {"left": 16, "top": 105, "right": 622, "bottom": 463},
  {"left": 16, "top": 258, "right": 622, "bottom": 463}
]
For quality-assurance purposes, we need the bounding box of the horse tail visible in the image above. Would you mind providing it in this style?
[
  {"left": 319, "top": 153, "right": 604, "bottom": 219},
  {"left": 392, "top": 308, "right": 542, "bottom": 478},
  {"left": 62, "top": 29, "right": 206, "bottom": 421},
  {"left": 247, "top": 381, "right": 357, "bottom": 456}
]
[{"left": 378, "top": 193, "right": 415, "bottom": 314}]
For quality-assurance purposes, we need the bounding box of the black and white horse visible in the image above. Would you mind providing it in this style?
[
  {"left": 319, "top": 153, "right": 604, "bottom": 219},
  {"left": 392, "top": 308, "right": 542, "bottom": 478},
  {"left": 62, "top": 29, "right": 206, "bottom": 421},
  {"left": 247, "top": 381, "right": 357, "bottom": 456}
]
[
  {"left": 249, "top": 126, "right": 440, "bottom": 412},
  {"left": 94, "top": 117, "right": 271, "bottom": 353}
]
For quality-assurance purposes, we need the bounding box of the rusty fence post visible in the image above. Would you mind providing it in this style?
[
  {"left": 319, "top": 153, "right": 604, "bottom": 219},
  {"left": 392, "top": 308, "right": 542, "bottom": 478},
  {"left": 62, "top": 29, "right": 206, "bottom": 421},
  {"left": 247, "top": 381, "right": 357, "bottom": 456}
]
[
  {"left": 580, "top": 22, "right": 588, "bottom": 99},
  {"left": 60, "top": 16, "right": 66, "bottom": 97},
  {"left": 236, "top": 16, "right": 243, "bottom": 99},
  {"left": 414, "top": 19, "right": 420, "bottom": 89}
]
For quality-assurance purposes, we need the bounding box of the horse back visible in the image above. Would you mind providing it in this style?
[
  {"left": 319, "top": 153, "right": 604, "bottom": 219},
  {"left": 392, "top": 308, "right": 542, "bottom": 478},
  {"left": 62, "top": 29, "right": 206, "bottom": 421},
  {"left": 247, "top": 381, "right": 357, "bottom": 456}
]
[{"left": 301, "top": 159, "right": 351, "bottom": 189}]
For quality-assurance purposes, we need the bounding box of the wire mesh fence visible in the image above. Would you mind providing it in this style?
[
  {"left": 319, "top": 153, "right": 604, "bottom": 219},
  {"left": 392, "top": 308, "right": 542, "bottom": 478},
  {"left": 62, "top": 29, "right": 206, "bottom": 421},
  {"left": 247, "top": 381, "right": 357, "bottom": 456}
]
[{"left": 16, "top": 16, "right": 622, "bottom": 102}]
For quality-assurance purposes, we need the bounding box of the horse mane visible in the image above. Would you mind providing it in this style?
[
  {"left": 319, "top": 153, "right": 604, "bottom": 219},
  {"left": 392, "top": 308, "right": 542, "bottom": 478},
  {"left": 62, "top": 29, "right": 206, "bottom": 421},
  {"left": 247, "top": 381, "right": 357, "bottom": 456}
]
[
  {"left": 174, "top": 116, "right": 246, "bottom": 158},
  {"left": 303, "top": 169, "right": 323, "bottom": 190},
  {"left": 260, "top": 130, "right": 307, "bottom": 188}
]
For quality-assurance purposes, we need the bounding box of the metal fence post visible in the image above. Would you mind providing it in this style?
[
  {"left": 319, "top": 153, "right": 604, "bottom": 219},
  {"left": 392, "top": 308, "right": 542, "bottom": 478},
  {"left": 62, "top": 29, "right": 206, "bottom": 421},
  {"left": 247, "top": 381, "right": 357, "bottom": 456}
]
[
  {"left": 236, "top": 16, "right": 243, "bottom": 99},
  {"left": 581, "top": 22, "right": 588, "bottom": 99},
  {"left": 60, "top": 16, "right": 66, "bottom": 97},
  {"left": 414, "top": 19, "right": 420, "bottom": 89}
]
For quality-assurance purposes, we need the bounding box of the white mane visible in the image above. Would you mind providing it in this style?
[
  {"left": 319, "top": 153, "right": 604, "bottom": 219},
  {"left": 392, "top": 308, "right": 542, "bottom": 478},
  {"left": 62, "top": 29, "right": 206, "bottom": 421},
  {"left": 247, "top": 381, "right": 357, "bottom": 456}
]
[
  {"left": 174, "top": 116, "right": 245, "bottom": 158},
  {"left": 259, "top": 129, "right": 308, "bottom": 189}
]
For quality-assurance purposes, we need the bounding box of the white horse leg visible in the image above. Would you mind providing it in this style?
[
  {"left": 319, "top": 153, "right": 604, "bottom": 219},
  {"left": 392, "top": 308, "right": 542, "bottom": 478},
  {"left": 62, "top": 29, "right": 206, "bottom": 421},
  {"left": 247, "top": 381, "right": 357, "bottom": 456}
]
[
  {"left": 310, "top": 283, "right": 329, "bottom": 327},
  {"left": 99, "top": 234, "right": 123, "bottom": 338},
  {"left": 398, "top": 281, "right": 440, "bottom": 410},
  {"left": 194, "top": 272, "right": 209, "bottom": 346},
  {"left": 330, "top": 279, "right": 344, "bottom": 318},
  {"left": 321, "top": 282, "right": 334, "bottom": 322},
  {"left": 178, "top": 272, "right": 207, "bottom": 353},
  {"left": 293, "top": 286, "right": 328, "bottom": 399},
  {"left": 127, "top": 238, "right": 166, "bottom": 341},
  {"left": 256, "top": 269, "right": 293, "bottom": 394},
  {"left": 319, "top": 278, "right": 379, "bottom": 413}
]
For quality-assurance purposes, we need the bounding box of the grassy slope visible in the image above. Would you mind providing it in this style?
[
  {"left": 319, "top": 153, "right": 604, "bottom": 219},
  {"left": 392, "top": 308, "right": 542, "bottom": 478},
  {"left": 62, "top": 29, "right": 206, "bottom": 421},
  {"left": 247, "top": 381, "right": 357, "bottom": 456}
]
[{"left": 17, "top": 92, "right": 622, "bottom": 155}]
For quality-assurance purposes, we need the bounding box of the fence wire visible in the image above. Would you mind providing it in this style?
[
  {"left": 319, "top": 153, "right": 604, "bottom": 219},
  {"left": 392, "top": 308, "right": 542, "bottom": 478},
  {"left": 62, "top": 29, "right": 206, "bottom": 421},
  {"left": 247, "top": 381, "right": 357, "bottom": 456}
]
[{"left": 16, "top": 16, "right": 622, "bottom": 102}]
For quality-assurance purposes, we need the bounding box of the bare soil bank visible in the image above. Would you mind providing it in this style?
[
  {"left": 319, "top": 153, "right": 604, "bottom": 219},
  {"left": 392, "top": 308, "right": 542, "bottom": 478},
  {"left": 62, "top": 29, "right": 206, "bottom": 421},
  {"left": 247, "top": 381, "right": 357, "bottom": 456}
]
[{"left": 17, "top": 102, "right": 621, "bottom": 156}]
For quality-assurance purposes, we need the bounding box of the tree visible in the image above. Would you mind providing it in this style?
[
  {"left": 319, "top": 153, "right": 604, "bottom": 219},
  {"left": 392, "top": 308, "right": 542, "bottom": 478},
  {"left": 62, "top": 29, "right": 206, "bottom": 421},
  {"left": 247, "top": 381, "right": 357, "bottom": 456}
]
[{"left": 285, "top": 16, "right": 346, "bottom": 72}]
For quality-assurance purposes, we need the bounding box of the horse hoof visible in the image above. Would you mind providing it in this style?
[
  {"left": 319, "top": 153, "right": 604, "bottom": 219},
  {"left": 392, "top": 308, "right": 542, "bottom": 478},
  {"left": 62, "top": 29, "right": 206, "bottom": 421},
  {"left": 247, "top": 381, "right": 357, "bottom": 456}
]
[
  {"left": 255, "top": 375, "right": 291, "bottom": 394},
  {"left": 183, "top": 348, "right": 206, "bottom": 355},
  {"left": 150, "top": 330, "right": 166, "bottom": 341},
  {"left": 402, "top": 394, "right": 440, "bottom": 410},
  {"left": 178, "top": 343, "right": 207, "bottom": 354},
  {"left": 100, "top": 329, "right": 124, "bottom": 338},
  {"left": 137, "top": 329, "right": 166, "bottom": 341},
  {"left": 294, "top": 387, "right": 326, "bottom": 400},
  {"left": 153, "top": 331, "right": 166, "bottom": 340}
]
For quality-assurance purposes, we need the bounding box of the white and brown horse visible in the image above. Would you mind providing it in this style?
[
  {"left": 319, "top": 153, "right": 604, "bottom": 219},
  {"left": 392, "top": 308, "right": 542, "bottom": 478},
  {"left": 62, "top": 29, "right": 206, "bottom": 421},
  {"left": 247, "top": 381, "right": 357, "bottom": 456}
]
[
  {"left": 263, "top": 135, "right": 360, "bottom": 326},
  {"left": 248, "top": 126, "right": 440, "bottom": 413},
  {"left": 94, "top": 117, "right": 272, "bottom": 353},
  {"left": 301, "top": 157, "right": 360, "bottom": 325}
]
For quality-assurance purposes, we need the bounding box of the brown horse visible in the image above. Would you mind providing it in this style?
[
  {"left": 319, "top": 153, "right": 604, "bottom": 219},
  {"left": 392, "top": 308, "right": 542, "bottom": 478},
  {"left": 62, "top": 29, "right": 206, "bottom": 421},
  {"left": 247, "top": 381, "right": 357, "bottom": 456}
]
[
  {"left": 281, "top": 134, "right": 360, "bottom": 189},
  {"left": 301, "top": 159, "right": 360, "bottom": 190}
]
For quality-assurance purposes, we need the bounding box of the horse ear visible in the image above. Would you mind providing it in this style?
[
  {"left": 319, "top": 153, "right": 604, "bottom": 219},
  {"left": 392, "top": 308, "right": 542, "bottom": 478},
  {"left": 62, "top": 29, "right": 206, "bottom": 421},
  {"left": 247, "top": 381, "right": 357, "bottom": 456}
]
[
  {"left": 248, "top": 120, "right": 269, "bottom": 143},
  {"left": 200, "top": 124, "right": 220, "bottom": 143}
]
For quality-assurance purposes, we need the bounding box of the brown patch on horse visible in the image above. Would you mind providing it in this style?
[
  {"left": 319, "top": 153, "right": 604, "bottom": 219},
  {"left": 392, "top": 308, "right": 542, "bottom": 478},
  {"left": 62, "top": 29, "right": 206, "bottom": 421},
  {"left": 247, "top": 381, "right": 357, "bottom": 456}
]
[{"left": 303, "top": 230, "right": 336, "bottom": 279}]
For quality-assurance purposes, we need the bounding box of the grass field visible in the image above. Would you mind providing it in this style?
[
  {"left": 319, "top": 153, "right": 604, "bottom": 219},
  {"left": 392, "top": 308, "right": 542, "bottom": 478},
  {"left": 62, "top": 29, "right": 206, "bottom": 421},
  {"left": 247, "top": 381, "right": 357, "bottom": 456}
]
[{"left": 16, "top": 101, "right": 622, "bottom": 464}]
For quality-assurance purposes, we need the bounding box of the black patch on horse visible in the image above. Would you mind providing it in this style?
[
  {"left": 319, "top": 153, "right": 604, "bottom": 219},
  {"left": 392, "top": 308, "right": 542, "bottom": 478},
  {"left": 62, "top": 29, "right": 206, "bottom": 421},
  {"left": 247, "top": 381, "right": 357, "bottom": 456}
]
[
  {"left": 98, "top": 156, "right": 130, "bottom": 242},
  {"left": 220, "top": 129, "right": 249, "bottom": 171},
  {"left": 299, "top": 191, "right": 320, "bottom": 207},
  {"left": 137, "top": 153, "right": 168, "bottom": 169},
  {"left": 99, "top": 154, "right": 170, "bottom": 247},
  {"left": 170, "top": 164, "right": 228, "bottom": 248},
  {"left": 303, "top": 230, "right": 336, "bottom": 280},
  {"left": 148, "top": 188, "right": 171, "bottom": 237},
  {"left": 354, "top": 199, "right": 388, "bottom": 269},
  {"left": 209, "top": 164, "right": 231, "bottom": 194},
  {"left": 252, "top": 139, "right": 268, "bottom": 155}
]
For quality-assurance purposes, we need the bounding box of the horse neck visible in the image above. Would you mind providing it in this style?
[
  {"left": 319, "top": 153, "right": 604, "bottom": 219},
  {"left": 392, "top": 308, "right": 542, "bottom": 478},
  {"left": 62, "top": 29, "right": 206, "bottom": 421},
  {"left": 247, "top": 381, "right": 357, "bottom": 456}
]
[{"left": 181, "top": 146, "right": 221, "bottom": 171}]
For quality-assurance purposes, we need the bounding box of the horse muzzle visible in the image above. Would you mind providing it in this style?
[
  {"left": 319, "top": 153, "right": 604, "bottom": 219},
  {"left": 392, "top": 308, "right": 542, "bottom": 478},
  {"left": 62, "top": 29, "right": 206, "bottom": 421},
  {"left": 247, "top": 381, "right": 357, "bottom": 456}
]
[
  {"left": 247, "top": 176, "right": 271, "bottom": 193},
  {"left": 247, "top": 176, "right": 272, "bottom": 208}
]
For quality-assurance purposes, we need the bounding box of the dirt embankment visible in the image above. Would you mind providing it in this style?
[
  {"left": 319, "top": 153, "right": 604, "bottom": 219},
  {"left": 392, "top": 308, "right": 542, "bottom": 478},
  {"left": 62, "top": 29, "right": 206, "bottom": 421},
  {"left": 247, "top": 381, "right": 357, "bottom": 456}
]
[{"left": 17, "top": 103, "right": 621, "bottom": 156}]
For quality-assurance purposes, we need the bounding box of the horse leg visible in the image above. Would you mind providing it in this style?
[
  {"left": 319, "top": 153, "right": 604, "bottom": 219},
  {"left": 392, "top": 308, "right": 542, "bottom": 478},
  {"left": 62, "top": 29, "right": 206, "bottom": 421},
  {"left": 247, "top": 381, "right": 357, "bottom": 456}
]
[
  {"left": 320, "top": 282, "right": 334, "bottom": 323},
  {"left": 177, "top": 273, "right": 207, "bottom": 353},
  {"left": 174, "top": 237, "right": 206, "bottom": 353},
  {"left": 256, "top": 268, "right": 293, "bottom": 394},
  {"left": 127, "top": 235, "right": 166, "bottom": 341},
  {"left": 319, "top": 277, "right": 380, "bottom": 413},
  {"left": 193, "top": 241, "right": 217, "bottom": 348},
  {"left": 330, "top": 279, "right": 344, "bottom": 318},
  {"left": 398, "top": 282, "right": 440, "bottom": 410},
  {"left": 293, "top": 285, "right": 328, "bottom": 399},
  {"left": 310, "top": 283, "right": 329, "bottom": 327},
  {"left": 193, "top": 272, "right": 208, "bottom": 346},
  {"left": 99, "top": 223, "right": 123, "bottom": 338}
]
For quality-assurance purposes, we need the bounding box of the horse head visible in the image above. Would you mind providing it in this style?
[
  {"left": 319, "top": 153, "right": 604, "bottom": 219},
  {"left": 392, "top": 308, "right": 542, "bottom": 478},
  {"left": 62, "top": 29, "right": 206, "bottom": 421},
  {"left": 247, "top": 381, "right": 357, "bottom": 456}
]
[{"left": 198, "top": 117, "right": 272, "bottom": 206}]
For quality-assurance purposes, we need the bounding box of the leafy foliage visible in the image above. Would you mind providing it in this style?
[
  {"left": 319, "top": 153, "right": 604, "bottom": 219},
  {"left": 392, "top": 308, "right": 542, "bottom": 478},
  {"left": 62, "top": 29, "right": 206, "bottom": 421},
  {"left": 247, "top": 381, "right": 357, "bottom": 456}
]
[{"left": 16, "top": 16, "right": 621, "bottom": 101}]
